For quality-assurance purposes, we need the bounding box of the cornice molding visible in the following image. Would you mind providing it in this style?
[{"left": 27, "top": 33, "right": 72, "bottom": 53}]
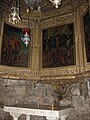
[{"left": 40, "top": 13, "right": 73, "bottom": 29}]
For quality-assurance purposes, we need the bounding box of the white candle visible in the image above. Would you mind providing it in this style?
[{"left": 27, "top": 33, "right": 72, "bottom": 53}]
[
  {"left": 52, "top": 105, "right": 54, "bottom": 110},
  {"left": 37, "top": 97, "right": 40, "bottom": 108}
]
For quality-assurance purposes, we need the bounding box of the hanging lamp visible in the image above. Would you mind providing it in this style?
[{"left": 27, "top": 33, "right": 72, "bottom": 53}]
[
  {"left": 9, "top": 0, "right": 21, "bottom": 24},
  {"left": 21, "top": 0, "right": 30, "bottom": 47},
  {"left": 50, "top": 0, "right": 62, "bottom": 8}
]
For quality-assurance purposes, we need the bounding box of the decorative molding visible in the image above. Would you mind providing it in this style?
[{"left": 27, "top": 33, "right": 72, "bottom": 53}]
[
  {"left": 78, "top": 35, "right": 82, "bottom": 43},
  {"left": 3, "top": 11, "right": 41, "bottom": 28},
  {"left": 40, "top": 66, "right": 77, "bottom": 77},
  {"left": 40, "top": 13, "right": 74, "bottom": 29},
  {"left": 43, "top": 79, "right": 80, "bottom": 95},
  {"left": 41, "top": 6, "right": 72, "bottom": 20},
  {"left": 0, "top": 65, "right": 40, "bottom": 80},
  {"left": 0, "top": 65, "right": 89, "bottom": 82},
  {"left": 79, "top": 0, "right": 88, "bottom": 16}
]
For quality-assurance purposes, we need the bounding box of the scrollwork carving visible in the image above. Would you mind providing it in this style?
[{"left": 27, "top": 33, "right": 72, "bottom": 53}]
[{"left": 40, "top": 13, "right": 73, "bottom": 29}]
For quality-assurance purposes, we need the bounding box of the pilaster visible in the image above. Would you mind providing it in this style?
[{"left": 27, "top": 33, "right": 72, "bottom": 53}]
[
  {"left": 74, "top": 9, "right": 84, "bottom": 73},
  {"left": 74, "top": 11, "right": 79, "bottom": 72},
  {"left": 31, "top": 21, "right": 41, "bottom": 71},
  {"left": 0, "top": 12, "right": 3, "bottom": 62}
]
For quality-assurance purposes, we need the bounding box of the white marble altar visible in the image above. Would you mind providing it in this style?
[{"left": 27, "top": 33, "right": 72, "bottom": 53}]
[{"left": 4, "top": 105, "right": 73, "bottom": 120}]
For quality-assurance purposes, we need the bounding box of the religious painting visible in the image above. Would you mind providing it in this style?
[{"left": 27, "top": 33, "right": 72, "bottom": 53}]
[
  {"left": 83, "top": 11, "right": 90, "bottom": 63},
  {"left": 1, "top": 23, "right": 29, "bottom": 67},
  {"left": 42, "top": 23, "right": 75, "bottom": 68}
]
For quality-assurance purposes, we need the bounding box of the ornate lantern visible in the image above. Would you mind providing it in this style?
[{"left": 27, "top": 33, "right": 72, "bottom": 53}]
[
  {"left": 21, "top": 28, "right": 30, "bottom": 47},
  {"left": 50, "top": 0, "right": 62, "bottom": 8}
]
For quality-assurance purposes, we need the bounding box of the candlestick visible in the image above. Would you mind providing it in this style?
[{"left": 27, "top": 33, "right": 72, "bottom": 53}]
[
  {"left": 37, "top": 97, "right": 40, "bottom": 108},
  {"left": 52, "top": 105, "right": 54, "bottom": 110}
]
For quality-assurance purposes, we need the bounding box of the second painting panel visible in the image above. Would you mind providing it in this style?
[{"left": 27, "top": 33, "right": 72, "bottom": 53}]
[{"left": 42, "top": 23, "right": 75, "bottom": 68}]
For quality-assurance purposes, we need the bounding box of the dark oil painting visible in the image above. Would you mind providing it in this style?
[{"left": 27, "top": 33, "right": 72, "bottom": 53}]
[
  {"left": 1, "top": 23, "right": 29, "bottom": 67},
  {"left": 83, "top": 11, "right": 90, "bottom": 63},
  {"left": 42, "top": 23, "right": 75, "bottom": 68}
]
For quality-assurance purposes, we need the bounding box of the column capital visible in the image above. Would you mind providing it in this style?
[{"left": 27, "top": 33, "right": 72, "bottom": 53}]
[{"left": 10, "top": 112, "right": 21, "bottom": 120}]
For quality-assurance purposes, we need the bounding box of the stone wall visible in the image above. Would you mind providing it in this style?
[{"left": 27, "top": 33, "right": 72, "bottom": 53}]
[
  {"left": 60, "top": 78, "right": 90, "bottom": 120},
  {"left": 0, "top": 78, "right": 90, "bottom": 120},
  {"left": 0, "top": 78, "right": 58, "bottom": 120}
]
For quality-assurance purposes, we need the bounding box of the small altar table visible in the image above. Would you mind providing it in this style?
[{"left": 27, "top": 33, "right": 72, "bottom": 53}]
[{"left": 4, "top": 105, "right": 73, "bottom": 120}]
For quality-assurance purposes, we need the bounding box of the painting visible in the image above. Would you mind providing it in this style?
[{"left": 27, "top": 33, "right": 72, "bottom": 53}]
[
  {"left": 83, "top": 11, "right": 90, "bottom": 63},
  {"left": 42, "top": 23, "right": 75, "bottom": 68},
  {"left": 1, "top": 23, "right": 29, "bottom": 67}
]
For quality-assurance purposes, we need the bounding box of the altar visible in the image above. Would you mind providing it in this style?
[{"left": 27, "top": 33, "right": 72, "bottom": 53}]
[{"left": 4, "top": 105, "right": 73, "bottom": 120}]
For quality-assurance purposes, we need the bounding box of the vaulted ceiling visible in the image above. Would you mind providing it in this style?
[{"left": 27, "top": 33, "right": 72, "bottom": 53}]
[{"left": 0, "top": 0, "right": 84, "bottom": 14}]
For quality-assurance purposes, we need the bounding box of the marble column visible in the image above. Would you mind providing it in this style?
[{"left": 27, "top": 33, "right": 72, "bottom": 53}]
[{"left": 26, "top": 114, "right": 30, "bottom": 120}]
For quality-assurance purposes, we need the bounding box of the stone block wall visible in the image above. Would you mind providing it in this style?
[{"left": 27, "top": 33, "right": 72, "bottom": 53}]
[
  {"left": 0, "top": 78, "right": 58, "bottom": 120},
  {"left": 0, "top": 78, "right": 90, "bottom": 120}
]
